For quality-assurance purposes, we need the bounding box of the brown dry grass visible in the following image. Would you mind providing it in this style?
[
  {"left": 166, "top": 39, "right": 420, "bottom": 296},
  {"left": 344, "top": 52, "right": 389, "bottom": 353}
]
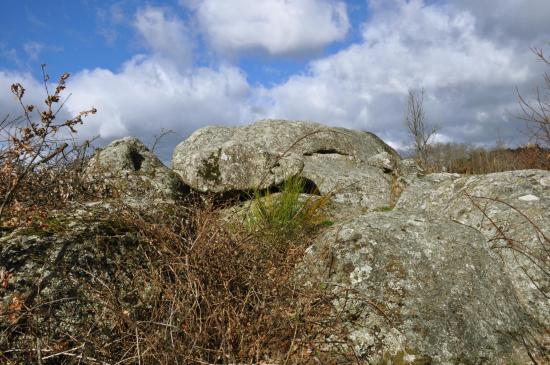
[
  {"left": 0, "top": 71, "right": 360, "bottom": 363},
  {"left": 420, "top": 143, "right": 550, "bottom": 174},
  {"left": 102, "top": 200, "right": 356, "bottom": 364},
  {"left": 1, "top": 195, "right": 360, "bottom": 364}
]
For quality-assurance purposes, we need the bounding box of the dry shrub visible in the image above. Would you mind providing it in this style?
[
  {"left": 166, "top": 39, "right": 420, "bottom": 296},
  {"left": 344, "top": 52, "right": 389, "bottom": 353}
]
[
  {"left": 0, "top": 70, "right": 359, "bottom": 362},
  {"left": 422, "top": 142, "right": 550, "bottom": 174},
  {"left": 0, "top": 66, "right": 97, "bottom": 226},
  {"left": 0, "top": 194, "right": 356, "bottom": 364},
  {"left": 0, "top": 144, "right": 100, "bottom": 227},
  {"left": 66, "top": 198, "right": 359, "bottom": 364}
]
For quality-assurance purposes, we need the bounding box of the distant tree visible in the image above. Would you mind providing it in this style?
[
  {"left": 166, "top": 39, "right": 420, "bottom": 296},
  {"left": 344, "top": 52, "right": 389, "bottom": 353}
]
[{"left": 405, "top": 88, "right": 439, "bottom": 168}]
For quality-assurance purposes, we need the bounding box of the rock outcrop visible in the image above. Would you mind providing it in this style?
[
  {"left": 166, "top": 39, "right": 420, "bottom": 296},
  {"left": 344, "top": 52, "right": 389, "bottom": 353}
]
[
  {"left": 86, "top": 137, "right": 188, "bottom": 199},
  {"left": 0, "top": 204, "right": 153, "bottom": 354},
  {"left": 1, "top": 120, "right": 548, "bottom": 364},
  {"left": 302, "top": 210, "right": 536, "bottom": 363},
  {"left": 172, "top": 120, "right": 402, "bottom": 210},
  {"left": 395, "top": 170, "right": 550, "bottom": 329}
]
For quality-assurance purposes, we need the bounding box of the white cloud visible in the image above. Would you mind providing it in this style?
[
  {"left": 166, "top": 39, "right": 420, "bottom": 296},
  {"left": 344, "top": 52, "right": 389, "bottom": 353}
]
[
  {"left": 134, "top": 6, "right": 193, "bottom": 67},
  {"left": 1, "top": 6, "right": 256, "bottom": 162},
  {"left": 184, "top": 0, "right": 349, "bottom": 56},
  {"left": 256, "top": 0, "right": 539, "bottom": 147},
  {"left": 64, "top": 56, "right": 253, "bottom": 145},
  {"left": 0, "top": 71, "right": 46, "bottom": 119},
  {"left": 451, "top": 0, "right": 550, "bottom": 45}
]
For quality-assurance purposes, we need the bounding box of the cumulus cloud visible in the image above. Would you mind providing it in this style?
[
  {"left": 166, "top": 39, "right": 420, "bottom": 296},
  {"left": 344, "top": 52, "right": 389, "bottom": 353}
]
[
  {"left": 134, "top": 6, "right": 194, "bottom": 67},
  {"left": 257, "top": 0, "right": 542, "bottom": 148},
  {"left": 1, "top": 6, "right": 256, "bottom": 162},
  {"left": 64, "top": 57, "right": 253, "bottom": 144},
  {"left": 451, "top": 0, "right": 550, "bottom": 45},
  {"left": 183, "top": 0, "right": 349, "bottom": 56}
]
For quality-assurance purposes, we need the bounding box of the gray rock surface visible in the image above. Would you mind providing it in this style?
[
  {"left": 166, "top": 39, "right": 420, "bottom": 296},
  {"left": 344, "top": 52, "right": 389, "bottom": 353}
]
[
  {"left": 86, "top": 137, "right": 188, "bottom": 199},
  {"left": 302, "top": 210, "right": 535, "bottom": 364},
  {"left": 395, "top": 170, "right": 550, "bottom": 329},
  {"left": 172, "top": 119, "right": 400, "bottom": 210},
  {"left": 0, "top": 204, "right": 150, "bottom": 357}
]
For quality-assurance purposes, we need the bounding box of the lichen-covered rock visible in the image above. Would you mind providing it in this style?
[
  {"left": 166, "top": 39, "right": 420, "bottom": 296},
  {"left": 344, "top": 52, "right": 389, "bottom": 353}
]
[
  {"left": 0, "top": 204, "right": 152, "bottom": 356},
  {"left": 172, "top": 120, "right": 400, "bottom": 209},
  {"left": 395, "top": 170, "right": 550, "bottom": 329},
  {"left": 86, "top": 137, "right": 188, "bottom": 199},
  {"left": 367, "top": 151, "right": 395, "bottom": 172},
  {"left": 396, "top": 158, "right": 423, "bottom": 177},
  {"left": 302, "top": 210, "right": 535, "bottom": 364}
]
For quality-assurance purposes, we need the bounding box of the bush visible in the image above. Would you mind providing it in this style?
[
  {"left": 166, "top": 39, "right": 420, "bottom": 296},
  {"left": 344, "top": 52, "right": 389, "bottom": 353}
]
[
  {"left": 0, "top": 65, "right": 97, "bottom": 225},
  {"left": 0, "top": 68, "right": 354, "bottom": 363}
]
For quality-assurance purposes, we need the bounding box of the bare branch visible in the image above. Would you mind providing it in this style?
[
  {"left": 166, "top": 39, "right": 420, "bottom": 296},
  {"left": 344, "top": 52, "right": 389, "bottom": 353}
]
[{"left": 517, "top": 47, "right": 550, "bottom": 147}]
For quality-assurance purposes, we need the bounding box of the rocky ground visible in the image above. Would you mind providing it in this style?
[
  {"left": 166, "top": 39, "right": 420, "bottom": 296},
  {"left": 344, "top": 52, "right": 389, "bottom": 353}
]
[{"left": 1, "top": 119, "right": 548, "bottom": 364}]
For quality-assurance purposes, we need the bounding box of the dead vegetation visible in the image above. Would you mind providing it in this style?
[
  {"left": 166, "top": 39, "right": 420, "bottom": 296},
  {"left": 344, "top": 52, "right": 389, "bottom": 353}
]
[
  {"left": 0, "top": 184, "right": 362, "bottom": 364},
  {"left": 405, "top": 46, "right": 550, "bottom": 174},
  {"left": 0, "top": 65, "right": 97, "bottom": 225},
  {"left": 405, "top": 88, "right": 439, "bottom": 170},
  {"left": 420, "top": 142, "right": 550, "bottom": 174}
]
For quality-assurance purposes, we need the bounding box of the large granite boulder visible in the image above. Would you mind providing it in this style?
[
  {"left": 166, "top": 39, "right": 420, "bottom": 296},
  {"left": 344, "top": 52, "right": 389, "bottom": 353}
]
[
  {"left": 86, "top": 137, "right": 188, "bottom": 199},
  {"left": 172, "top": 120, "right": 401, "bottom": 210},
  {"left": 302, "top": 210, "right": 536, "bottom": 364},
  {"left": 395, "top": 170, "right": 550, "bottom": 329}
]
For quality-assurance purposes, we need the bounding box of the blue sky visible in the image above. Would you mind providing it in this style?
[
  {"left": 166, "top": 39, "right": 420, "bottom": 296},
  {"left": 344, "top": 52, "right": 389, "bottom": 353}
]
[
  {"left": 1, "top": 0, "right": 550, "bottom": 161},
  {"left": 0, "top": 0, "right": 369, "bottom": 84}
]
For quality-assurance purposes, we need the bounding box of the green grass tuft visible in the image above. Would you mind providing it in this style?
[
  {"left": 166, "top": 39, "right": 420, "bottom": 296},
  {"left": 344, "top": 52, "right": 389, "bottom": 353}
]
[{"left": 246, "top": 175, "right": 331, "bottom": 237}]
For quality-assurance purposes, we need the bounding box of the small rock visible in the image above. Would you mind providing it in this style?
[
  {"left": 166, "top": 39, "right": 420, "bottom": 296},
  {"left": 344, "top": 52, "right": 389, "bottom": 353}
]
[{"left": 518, "top": 194, "right": 540, "bottom": 201}]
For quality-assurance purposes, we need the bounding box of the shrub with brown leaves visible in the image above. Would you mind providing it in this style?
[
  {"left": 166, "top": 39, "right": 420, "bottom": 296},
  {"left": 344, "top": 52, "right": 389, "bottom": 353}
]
[{"left": 0, "top": 65, "right": 97, "bottom": 225}]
